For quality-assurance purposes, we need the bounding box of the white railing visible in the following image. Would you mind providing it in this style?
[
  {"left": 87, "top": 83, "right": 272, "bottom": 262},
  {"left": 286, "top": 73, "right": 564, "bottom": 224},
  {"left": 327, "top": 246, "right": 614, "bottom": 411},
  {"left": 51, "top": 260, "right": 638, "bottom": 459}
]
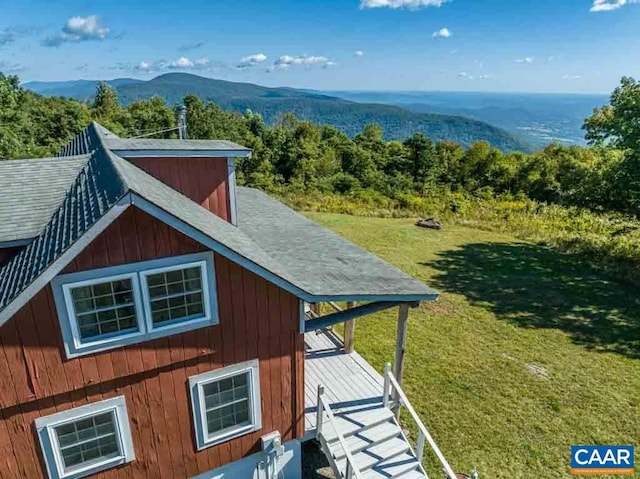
[
  {"left": 383, "top": 363, "right": 458, "bottom": 479},
  {"left": 316, "top": 385, "right": 363, "bottom": 479}
]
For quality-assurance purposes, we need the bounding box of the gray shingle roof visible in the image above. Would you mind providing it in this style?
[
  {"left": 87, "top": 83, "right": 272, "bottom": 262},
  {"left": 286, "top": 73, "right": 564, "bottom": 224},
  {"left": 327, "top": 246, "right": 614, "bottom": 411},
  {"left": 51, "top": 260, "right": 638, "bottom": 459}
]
[
  {"left": 0, "top": 155, "right": 90, "bottom": 243},
  {"left": 236, "top": 187, "right": 437, "bottom": 299},
  {"left": 0, "top": 122, "right": 437, "bottom": 322},
  {"left": 105, "top": 137, "right": 250, "bottom": 152},
  {"left": 0, "top": 148, "right": 127, "bottom": 313}
]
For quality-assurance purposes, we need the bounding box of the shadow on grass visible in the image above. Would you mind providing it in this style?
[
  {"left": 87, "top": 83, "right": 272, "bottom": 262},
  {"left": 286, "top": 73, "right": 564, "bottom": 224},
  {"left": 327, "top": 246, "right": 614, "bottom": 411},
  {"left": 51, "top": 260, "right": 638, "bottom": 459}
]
[{"left": 427, "top": 242, "right": 640, "bottom": 359}]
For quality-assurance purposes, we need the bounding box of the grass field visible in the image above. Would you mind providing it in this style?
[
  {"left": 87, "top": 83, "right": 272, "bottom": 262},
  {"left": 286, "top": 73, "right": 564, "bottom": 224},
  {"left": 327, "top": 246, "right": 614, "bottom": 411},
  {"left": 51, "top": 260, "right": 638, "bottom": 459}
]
[{"left": 305, "top": 212, "right": 640, "bottom": 479}]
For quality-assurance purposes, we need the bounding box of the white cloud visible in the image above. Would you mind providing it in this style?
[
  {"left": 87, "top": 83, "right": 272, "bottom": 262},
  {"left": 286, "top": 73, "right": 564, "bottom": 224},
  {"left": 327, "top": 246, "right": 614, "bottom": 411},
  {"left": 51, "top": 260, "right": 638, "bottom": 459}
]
[
  {"left": 323, "top": 61, "right": 339, "bottom": 69},
  {"left": 516, "top": 57, "right": 534, "bottom": 63},
  {"left": 136, "top": 61, "right": 153, "bottom": 71},
  {"left": 432, "top": 27, "right": 451, "bottom": 38},
  {"left": 449, "top": 49, "right": 458, "bottom": 55},
  {"left": 360, "top": 0, "right": 449, "bottom": 9},
  {"left": 170, "top": 56, "right": 195, "bottom": 68},
  {"left": 133, "top": 56, "right": 212, "bottom": 72},
  {"left": 238, "top": 53, "right": 268, "bottom": 68},
  {"left": 590, "top": 0, "right": 639, "bottom": 11},
  {"left": 274, "top": 54, "right": 330, "bottom": 69},
  {"left": 458, "top": 71, "right": 491, "bottom": 80},
  {"left": 0, "top": 28, "right": 17, "bottom": 46},
  {"left": 562, "top": 74, "right": 582, "bottom": 80},
  {"left": 0, "top": 60, "right": 24, "bottom": 73},
  {"left": 43, "top": 15, "right": 110, "bottom": 47},
  {"left": 354, "top": 50, "right": 364, "bottom": 57}
]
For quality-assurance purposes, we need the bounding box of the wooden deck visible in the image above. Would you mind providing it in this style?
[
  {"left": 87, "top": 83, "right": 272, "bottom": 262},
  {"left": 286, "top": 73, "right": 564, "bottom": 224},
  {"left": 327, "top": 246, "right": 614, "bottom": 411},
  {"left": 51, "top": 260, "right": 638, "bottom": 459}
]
[{"left": 304, "top": 328, "right": 385, "bottom": 437}]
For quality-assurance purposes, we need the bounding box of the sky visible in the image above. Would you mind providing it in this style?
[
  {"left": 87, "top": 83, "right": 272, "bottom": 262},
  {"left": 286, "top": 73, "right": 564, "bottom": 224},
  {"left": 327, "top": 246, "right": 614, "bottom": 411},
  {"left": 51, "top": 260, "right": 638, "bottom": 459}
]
[{"left": 0, "top": 0, "right": 639, "bottom": 93}]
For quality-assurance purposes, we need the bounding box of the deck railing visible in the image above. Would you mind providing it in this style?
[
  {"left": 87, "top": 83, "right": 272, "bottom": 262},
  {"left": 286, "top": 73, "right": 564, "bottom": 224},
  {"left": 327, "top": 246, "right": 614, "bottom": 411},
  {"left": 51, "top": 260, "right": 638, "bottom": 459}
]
[
  {"left": 383, "top": 363, "right": 458, "bottom": 479},
  {"left": 316, "top": 385, "right": 363, "bottom": 479}
]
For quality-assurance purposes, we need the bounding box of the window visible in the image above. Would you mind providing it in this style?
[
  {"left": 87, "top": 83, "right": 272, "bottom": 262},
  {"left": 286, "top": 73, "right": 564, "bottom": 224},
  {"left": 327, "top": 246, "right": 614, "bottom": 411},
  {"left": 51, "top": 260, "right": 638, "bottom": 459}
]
[
  {"left": 141, "top": 264, "right": 206, "bottom": 328},
  {"left": 52, "top": 252, "right": 217, "bottom": 358},
  {"left": 189, "top": 359, "right": 262, "bottom": 449},
  {"left": 68, "top": 274, "right": 142, "bottom": 342},
  {"left": 35, "top": 396, "right": 134, "bottom": 479}
]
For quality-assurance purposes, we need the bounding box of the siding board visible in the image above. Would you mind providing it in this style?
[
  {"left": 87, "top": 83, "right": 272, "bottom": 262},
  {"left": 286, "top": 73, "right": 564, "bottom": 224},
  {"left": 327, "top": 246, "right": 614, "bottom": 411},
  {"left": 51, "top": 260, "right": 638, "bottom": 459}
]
[{"left": 127, "top": 157, "right": 230, "bottom": 222}]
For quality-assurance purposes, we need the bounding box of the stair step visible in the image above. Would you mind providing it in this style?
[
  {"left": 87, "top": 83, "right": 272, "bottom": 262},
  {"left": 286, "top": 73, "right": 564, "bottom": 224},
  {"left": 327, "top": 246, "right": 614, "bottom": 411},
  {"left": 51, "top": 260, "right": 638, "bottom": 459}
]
[
  {"left": 334, "top": 420, "right": 403, "bottom": 457},
  {"left": 361, "top": 451, "right": 425, "bottom": 479},
  {"left": 334, "top": 436, "right": 411, "bottom": 472},
  {"left": 321, "top": 406, "right": 394, "bottom": 442},
  {"left": 391, "top": 469, "right": 429, "bottom": 479}
]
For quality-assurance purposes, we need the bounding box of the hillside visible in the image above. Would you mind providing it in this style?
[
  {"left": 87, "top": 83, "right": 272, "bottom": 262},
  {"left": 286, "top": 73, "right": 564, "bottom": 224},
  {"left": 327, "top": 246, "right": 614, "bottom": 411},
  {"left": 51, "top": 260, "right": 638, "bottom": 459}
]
[
  {"left": 322, "top": 90, "right": 607, "bottom": 147},
  {"left": 24, "top": 73, "right": 533, "bottom": 152}
]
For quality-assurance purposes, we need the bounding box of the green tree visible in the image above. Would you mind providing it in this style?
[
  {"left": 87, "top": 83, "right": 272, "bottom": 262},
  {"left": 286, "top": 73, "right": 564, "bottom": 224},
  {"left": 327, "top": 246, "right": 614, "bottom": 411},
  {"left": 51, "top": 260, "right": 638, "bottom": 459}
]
[
  {"left": 583, "top": 76, "right": 640, "bottom": 151},
  {"left": 123, "top": 96, "right": 176, "bottom": 138},
  {"left": 584, "top": 77, "right": 640, "bottom": 213},
  {"left": 91, "top": 82, "right": 122, "bottom": 127}
]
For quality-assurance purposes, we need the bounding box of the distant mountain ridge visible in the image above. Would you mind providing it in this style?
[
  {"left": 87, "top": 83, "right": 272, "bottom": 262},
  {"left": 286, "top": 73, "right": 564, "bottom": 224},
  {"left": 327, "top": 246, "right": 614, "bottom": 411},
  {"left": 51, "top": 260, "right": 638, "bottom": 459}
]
[
  {"left": 319, "top": 90, "right": 608, "bottom": 146},
  {"left": 24, "top": 73, "right": 533, "bottom": 152}
]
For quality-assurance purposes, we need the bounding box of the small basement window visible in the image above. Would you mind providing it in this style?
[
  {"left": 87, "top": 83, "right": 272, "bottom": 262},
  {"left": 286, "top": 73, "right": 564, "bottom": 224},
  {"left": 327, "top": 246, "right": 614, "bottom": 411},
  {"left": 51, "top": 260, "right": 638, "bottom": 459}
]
[
  {"left": 189, "top": 359, "right": 262, "bottom": 449},
  {"left": 35, "top": 396, "right": 134, "bottom": 479},
  {"left": 52, "top": 252, "right": 217, "bottom": 357}
]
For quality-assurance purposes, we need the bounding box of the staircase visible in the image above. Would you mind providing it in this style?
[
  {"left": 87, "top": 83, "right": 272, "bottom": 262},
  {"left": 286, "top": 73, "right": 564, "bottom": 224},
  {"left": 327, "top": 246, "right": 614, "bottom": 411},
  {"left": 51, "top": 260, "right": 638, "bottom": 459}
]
[
  {"left": 315, "top": 363, "right": 459, "bottom": 479},
  {"left": 318, "top": 401, "right": 427, "bottom": 478}
]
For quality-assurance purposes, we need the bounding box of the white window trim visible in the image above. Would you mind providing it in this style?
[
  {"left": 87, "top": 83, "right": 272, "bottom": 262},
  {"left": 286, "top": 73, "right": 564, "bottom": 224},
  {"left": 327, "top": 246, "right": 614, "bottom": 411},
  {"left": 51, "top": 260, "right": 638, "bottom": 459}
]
[
  {"left": 35, "top": 396, "right": 135, "bottom": 479},
  {"left": 51, "top": 252, "right": 218, "bottom": 358},
  {"left": 189, "top": 359, "right": 262, "bottom": 450},
  {"left": 61, "top": 272, "right": 146, "bottom": 352},
  {"left": 139, "top": 259, "right": 212, "bottom": 333}
]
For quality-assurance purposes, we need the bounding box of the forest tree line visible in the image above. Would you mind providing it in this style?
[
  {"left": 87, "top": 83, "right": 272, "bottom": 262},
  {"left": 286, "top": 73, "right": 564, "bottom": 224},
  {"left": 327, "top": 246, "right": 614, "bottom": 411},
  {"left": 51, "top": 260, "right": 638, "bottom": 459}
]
[{"left": 1, "top": 73, "right": 639, "bottom": 216}]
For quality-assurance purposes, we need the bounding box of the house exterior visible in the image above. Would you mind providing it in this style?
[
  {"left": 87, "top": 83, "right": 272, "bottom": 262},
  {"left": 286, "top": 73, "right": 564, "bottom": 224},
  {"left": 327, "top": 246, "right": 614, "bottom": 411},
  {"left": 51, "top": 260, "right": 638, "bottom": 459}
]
[{"left": 0, "top": 123, "right": 447, "bottom": 479}]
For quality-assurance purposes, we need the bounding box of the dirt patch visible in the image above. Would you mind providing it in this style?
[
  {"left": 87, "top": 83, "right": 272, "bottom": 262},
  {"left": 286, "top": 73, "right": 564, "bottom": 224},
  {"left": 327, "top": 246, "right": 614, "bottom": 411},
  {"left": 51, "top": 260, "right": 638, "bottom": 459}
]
[{"left": 302, "top": 440, "right": 335, "bottom": 479}]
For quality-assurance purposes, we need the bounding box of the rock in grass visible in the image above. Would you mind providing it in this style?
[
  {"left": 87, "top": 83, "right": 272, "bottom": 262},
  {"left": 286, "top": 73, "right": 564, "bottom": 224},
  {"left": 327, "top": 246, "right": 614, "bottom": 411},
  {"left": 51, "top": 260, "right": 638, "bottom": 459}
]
[{"left": 416, "top": 218, "right": 444, "bottom": 230}]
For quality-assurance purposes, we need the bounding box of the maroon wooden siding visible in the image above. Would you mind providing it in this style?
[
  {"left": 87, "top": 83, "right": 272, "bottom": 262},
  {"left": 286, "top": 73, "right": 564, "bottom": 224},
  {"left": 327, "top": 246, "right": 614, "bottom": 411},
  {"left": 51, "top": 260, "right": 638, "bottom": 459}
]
[
  {"left": 127, "top": 157, "right": 231, "bottom": 222},
  {"left": 0, "top": 207, "right": 305, "bottom": 479}
]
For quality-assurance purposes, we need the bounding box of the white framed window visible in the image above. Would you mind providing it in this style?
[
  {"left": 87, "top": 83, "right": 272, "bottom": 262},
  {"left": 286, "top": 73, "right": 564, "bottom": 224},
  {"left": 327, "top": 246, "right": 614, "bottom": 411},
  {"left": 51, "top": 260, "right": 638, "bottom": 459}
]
[
  {"left": 35, "top": 396, "right": 135, "bottom": 479},
  {"left": 62, "top": 273, "right": 145, "bottom": 350},
  {"left": 189, "top": 359, "right": 262, "bottom": 450},
  {"left": 52, "top": 252, "right": 218, "bottom": 358},
  {"left": 140, "top": 260, "right": 212, "bottom": 331}
]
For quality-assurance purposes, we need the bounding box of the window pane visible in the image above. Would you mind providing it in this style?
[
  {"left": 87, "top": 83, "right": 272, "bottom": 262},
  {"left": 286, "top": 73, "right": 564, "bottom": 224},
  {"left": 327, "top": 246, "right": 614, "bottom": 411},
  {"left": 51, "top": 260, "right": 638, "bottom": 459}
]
[
  {"left": 70, "top": 278, "right": 138, "bottom": 341},
  {"left": 146, "top": 266, "right": 205, "bottom": 326},
  {"left": 202, "top": 371, "right": 252, "bottom": 437},
  {"left": 55, "top": 411, "right": 121, "bottom": 472}
]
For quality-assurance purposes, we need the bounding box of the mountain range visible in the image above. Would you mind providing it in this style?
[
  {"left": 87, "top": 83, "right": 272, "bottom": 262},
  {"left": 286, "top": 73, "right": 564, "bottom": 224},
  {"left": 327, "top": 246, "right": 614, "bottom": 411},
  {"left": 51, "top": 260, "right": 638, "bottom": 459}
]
[
  {"left": 321, "top": 90, "right": 608, "bottom": 146},
  {"left": 24, "top": 73, "right": 534, "bottom": 153}
]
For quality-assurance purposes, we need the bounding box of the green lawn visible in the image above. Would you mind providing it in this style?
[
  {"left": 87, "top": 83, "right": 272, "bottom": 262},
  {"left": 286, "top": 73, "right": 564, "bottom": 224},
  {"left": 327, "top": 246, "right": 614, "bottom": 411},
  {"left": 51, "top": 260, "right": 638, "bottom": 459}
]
[{"left": 305, "top": 212, "right": 640, "bottom": 479}]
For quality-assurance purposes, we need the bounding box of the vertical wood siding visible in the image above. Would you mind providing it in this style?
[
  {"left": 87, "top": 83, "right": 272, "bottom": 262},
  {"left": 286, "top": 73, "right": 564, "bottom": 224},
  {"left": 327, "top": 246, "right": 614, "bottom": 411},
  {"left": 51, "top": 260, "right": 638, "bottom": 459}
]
[
  {"left": 127, "top": 157, "right": 231, "bottom": 222},
  {"left": 0, "top": 208, "right": 305, "bottom": 478}
]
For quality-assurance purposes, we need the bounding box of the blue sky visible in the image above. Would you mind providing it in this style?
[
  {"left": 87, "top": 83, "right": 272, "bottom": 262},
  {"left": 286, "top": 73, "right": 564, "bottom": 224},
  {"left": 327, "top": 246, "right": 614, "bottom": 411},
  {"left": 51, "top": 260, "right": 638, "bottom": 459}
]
[{"left": 1, "top": 0, "right": 639, "bottom": 93}]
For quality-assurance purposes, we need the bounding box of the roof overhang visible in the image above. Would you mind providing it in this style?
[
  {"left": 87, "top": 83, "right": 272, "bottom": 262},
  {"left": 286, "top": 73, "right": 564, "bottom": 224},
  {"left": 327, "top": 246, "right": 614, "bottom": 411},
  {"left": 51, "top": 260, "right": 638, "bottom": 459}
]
[
  {"left": 0, "top": 239, "right": 32, "bottom": 248},
  {"left": 112, "top": 149, "right": 251, "bottom": 158}
]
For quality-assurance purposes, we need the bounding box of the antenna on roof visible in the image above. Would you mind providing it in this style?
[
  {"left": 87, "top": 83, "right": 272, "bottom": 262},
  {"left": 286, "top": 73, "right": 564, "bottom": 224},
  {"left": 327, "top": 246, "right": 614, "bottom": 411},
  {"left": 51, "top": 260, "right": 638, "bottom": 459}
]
[{"left": 178, "top": 105, "right": 188, "bottom": 140}]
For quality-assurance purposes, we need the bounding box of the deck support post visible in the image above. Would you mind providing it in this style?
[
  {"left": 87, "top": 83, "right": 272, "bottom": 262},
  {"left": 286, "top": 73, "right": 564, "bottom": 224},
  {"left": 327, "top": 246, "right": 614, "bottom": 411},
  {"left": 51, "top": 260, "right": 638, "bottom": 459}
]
[
  {"left": 393, "top": 304, "right": 410, "bottom": 419},
  {"left": 344, "top": 301, "right": 357, "bottom": 353}
]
